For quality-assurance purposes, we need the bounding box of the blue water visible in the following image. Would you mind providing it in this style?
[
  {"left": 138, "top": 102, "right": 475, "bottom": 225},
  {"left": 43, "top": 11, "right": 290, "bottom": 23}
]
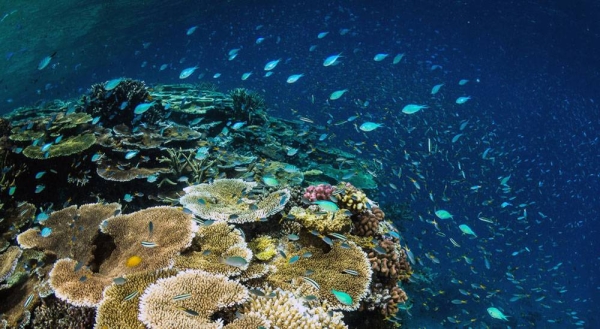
[{"left": 1, "top": 0, "right": 598, "bottom": 327}]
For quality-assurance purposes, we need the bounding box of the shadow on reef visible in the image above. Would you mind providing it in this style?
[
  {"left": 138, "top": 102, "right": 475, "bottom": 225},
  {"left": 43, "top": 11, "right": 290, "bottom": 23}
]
[{"left": 0, "top": 79, "right": 415, "bottom": 328}]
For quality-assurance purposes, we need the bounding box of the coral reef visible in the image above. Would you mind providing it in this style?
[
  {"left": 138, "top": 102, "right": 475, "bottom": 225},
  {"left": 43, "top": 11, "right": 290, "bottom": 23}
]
[
  {"left": 303, "top": 184, "right": 335, "bottom": 202},
  {"left": 353, "top": 207, "right": 385, "bottom": 237},
  {"left": 180, "top": 179, "right": 290, "bottom": 223},
  {"left": 240, "top": 287, "right": 347, "bottom": 328},
  {"left": 267, "top": 241, "right": 372, "bottom": 311},
  {"left": 138, "top": 269, "right": 249, "bottom": 329}
]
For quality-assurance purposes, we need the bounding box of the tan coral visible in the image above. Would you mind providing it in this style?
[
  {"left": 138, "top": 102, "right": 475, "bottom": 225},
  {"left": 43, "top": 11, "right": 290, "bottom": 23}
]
[
  {"left": 96, "top": 158, "right": 172, "bottom": 181},
  {"left": 223, "top": 312, "right": 270, "bottom": 329},
  {"left": 175, "top": 222, "right": 252, "bottom": 277},
  {"left": 22, "top": 133, "right": 96, "bottom": 159},
  {"left": 266, "top": 241, "right": 372, "bottom": 311},
  {"left": 289, "top": 206, "right": 352, "bottom": 235},
  {"left": 49, "top": 258, "right": 112, "bottom": 307},
  {"left": 94, "top": 269, "right": 178, "bottom": 329},
  {"left": 17, "top": 203, "right": 120, "bottom": 264},
  {"left": 179, "top": 179, "right": 290, "bottom": 223},
  {"left": 0, "top": 246, "right": 22, "bottom": 283},
  {"left": 49, "top": 206, "right": 196, "bottom": 307},
  {"left": 138, "top": 269, "right": 249, "bottom": 329},
  {"left": 240, "top": 287, "right": 347, "bottom": 329}
]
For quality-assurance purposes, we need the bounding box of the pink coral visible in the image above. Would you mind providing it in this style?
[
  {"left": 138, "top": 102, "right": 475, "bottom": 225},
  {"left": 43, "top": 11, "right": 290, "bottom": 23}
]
[{"left": 303, "top": 184, "right": 335, "bottom": 202}]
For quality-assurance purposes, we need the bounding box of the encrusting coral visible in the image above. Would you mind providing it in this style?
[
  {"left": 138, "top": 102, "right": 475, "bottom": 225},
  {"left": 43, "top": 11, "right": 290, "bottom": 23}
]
[
  {"left": 138, "top": 269, "right": 249, "bottom": 329},
  {"left": 180, "top": 178, "right": 290, "bottom": 223}
]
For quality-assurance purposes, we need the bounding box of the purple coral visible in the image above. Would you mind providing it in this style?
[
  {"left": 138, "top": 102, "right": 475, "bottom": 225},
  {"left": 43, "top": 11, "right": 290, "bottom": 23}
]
[{"left": 303, "top": 184, "right": 335, "bottom": 202}]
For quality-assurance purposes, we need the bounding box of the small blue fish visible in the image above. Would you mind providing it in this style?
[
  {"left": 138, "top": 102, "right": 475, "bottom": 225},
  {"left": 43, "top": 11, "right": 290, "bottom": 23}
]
[
  {"left": 36, "top": 212, "right": 49, "bottom": 222},
  {"left": 119, "top": 101, "right": 129, "bottom": 110},
  {"left": 231, "top": 122, "right": 246, "bottom": 130},
  {"left": 323, "top": 53, "right": 342, "bottom": 66},
  {"left": 54, "top": 135, "right": 63, "bottom": 143},
  {"left": 35, "top": 171, "right": 46, "bottom": 179},
  {"left": 124, "top": 151, "right": 139, "bottom": 160},
  {"left": 123, "top": 194, "right": 134, "bottom": 202},
  {"left": 147, "top": 175, "right": 158, "bottom": 183},
  {"left": 40, "top": 227, "right": 52, "bottom": 237},
  {"left": 41, "top": 143, "right": 53, "bottom": 152},
  {"left": 359, "top": 122, "right": 383, "bottom": 132},
  {"left": 186, "top": 25, "right": 198, "bottom": 35},
  {"left": 92, "top": 116, "right": 101, "bottom": 125},
  {"left": 288, "top": 255, "right": 300, "bottom": 264},
  {"left": 179, "top": 66, "right": 198, "bottom": 79},
  {"left": 105, "top": 78, "right": 123, "bottom": 91},
  {"left": 91, "top": 153, "right": 103, "bottom": 162},
  {"left": 35, "top": 185, "right": 45, "bottom": 193},
  {"left": 134, "top": 102, "right": 156, "bottom": 115}
]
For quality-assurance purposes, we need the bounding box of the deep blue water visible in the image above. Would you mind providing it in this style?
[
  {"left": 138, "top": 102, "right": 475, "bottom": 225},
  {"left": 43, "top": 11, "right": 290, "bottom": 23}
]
[{"left": 1, "top": 0, "right": 598, "bottom": 327}]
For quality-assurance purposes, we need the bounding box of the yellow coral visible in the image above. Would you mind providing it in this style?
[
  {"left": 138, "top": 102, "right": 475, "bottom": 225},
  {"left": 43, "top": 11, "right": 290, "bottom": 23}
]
[
  {"left": 338, "top": 186, "right": 368, "bottom": 212},
  {"left": 248, "top": 235, "right": 277, "bottom": 261},
  {"left": 289, "top": 206, "right": 352, "bottom": 235}
]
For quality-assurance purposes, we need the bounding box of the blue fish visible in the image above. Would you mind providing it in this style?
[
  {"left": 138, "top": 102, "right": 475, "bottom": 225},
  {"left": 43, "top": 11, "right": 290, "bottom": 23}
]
[{"left": 134, "top": 101, "right": 156, "bottom": 115}]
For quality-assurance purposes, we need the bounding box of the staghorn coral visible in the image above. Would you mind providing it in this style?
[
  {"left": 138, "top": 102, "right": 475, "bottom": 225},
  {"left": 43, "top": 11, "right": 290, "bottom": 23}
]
[
  {"left": 175, "top": 221, "right": 252, "bottom": 277},
  {"left": 138, "top": 269, "right": 249, "bottom": 329},
  {"left": 22, "top": 133, "right": 96, "bottom": 159},
  {"left": 266, "top": 241, "right": 372, "bottom": 311},
  {"left": 95, "top": 268, "right": 178, "bottom": 329},
  {"left": 352, "top": 207, "right": 384, "bottom": 237},
  {"left": 240, "top": 286, "right": 347, "bottom": 329},
  {"left": 0, "top": 246, "right": 22, "bottom": 284},
  {"left": 368, "top": 239, "right": 412, "bottom": 285},
  {"left": 17, "top": 203, "right": 121, "bottom": 264},
  {"left": 49, "top": 206, "right": 196, "bottom": 307},
  {"left": 180, "top": 179, "right": 290, "bottom": 223},
  {"left": 289, "top": 206, "right": 352, "bottom": 235}
]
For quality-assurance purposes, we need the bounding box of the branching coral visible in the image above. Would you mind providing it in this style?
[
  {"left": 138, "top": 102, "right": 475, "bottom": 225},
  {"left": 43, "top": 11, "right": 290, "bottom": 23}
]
[
  {"left": 138, "top": 269, "right": 249, "bottom": 329},
  {"left": 303, "top": 184, "right": 334, "bottom": 202},
  {"left": 180, "top": 179, "right": 290, "bottom": 223},
  {"left": 239, "top": 286, "right": 347, "bottom": 329}
]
